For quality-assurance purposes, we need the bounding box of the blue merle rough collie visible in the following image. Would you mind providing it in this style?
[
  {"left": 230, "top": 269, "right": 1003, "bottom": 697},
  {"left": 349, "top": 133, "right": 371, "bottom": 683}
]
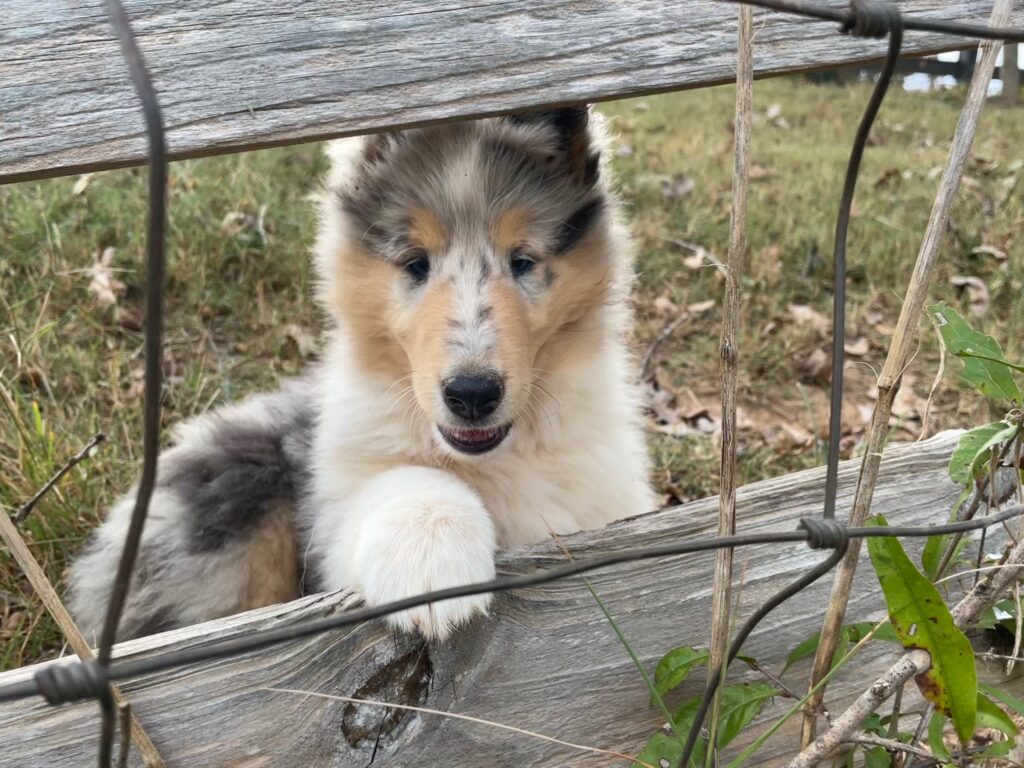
[{"left": 70, "top": 107, "right": 655, "bottom": 641}]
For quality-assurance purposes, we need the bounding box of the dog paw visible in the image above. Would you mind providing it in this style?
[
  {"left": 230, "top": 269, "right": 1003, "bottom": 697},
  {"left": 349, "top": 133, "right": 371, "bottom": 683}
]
[{"left": 345, "top": 467, "right": 497, "bottom": 641}]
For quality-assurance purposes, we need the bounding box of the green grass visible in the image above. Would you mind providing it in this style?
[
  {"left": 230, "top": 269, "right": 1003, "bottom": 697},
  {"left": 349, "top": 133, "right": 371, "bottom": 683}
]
[{"left": 1, "top": 76, "right": 1022, "bottom": 669}]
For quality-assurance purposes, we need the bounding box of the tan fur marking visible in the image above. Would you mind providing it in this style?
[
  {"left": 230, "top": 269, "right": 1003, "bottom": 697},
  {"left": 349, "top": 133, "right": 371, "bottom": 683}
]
[
  {"left": 332, "top": 246, "right": 409, "bottom": 378},
  {"left": 237, "top": 505, "right": 299, "bottom": 612},
  {"left": 409, "top": 207, "right": 446, "bottom": 253},
  {"left": 494, "top": 207, "right": 531, "bottom": 253},
  {"left": 408, "top": 280, "right": 455, "bottom": 412}
]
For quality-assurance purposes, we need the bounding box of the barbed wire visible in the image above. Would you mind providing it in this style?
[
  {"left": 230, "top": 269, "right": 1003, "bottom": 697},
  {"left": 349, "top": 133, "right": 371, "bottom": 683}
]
[{"left": 2, "top": 2, "right": 1022, "bottom": 767}]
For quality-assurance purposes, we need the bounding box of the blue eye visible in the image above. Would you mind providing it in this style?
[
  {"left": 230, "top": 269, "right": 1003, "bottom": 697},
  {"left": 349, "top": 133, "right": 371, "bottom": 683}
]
[
  {"left": 510, "top": 251, "right": 536, "bottom": 278},
  {"left": 403, "top": 252, "right": 430, "bottom": 282}
]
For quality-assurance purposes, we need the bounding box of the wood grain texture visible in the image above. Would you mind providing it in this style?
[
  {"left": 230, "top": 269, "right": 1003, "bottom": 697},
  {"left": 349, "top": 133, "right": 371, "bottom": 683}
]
[
  {"left": 2, "top": 0, "right": 1022, "bottom": 183},
  {"left": 0, "top": 430, "right": 1017, "bottom": 768}
]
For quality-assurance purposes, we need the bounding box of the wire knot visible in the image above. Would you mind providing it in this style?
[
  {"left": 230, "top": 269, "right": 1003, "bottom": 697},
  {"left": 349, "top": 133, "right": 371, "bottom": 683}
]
[
  {"left": 35, "top": 660, "right": 109, "bottom": 705},
  {"left": 841, "top": 0, "right": 902, "bottom": 38},
  {"left": 799, "top": 517, "right": 849, "bottom": 550}
]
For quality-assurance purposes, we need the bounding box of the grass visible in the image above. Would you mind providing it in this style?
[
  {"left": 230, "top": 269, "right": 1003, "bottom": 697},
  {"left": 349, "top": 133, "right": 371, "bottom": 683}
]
[{"left": 1, "top": 75, "right": 1022, "bottom": 670}]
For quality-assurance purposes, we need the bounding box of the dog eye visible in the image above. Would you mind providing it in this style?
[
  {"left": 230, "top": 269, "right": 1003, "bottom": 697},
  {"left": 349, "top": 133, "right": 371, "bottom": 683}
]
[
  {"left": 403, "top": 251, "right": 431, "bottom": 282},
  {"left": 510, "top": 251, "right": 536, "bottom": 278}
]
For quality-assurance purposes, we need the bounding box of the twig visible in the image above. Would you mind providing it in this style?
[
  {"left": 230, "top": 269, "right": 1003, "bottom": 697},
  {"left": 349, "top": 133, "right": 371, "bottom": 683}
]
[
  {"left": 640, "top": 311, "right": 690, "bottom": 381},
  {"left": 0, "top": 507, "right": 165, "bottom": 766},
  {"left": 791, "top": 651, "right": 932, "bottom": 768},
  {"left": 846, "top": 733, "right": 935, "bottom": 761},
  {"left": 792, "top": 529, "right": 1024, "bottom": 768},
  {"left": 116, "top": 702, "right": 131, "bottom": 768},
  {"left": 707, "top": 5, "right": 754, "bottom": 754},
  {"left": 801, "top": 0, "right": 1013, "bottom": 743},
  {"left": 1006, "top": 580, "right": 1022, "bottom": 676},
  {"left": 262, "top": 687, "right": 657, "bottom": 768},
  {"left": 740, "top": 658, "right": 801, "bottom": 701},
  {"left": 12, "top": 432, "right": 106, "bottom": 525}
]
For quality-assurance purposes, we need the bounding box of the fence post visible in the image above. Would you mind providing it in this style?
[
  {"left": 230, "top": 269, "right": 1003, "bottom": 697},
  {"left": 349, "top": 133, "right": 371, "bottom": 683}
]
[{"left": 1004, "top": 41, "right": 1020, "bottom": 104}]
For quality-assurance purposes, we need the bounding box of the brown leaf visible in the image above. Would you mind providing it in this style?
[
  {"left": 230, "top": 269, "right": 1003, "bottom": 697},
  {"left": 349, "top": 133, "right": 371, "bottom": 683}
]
[
  {"left": 799, "top": 348, "right": 831, "bottom": 385},
  {"left": 949, "top": 275, "right": 990, "bottom": 318},
  {"left": 115, "top": 306, "right": 143, "bottom": 332},
  {"left": 220, "top": 210, "right": 258, "bottom": 236},
  {"left": 283, "top": 324, "right": 317, "bottom": 358},
  {"left": 788, "top": 304, "right": 829, "bottom": 336},
  {"left": 86, "top": 247, "right": 126, "bottom": 310},
  {"left": 661, "top": 174, "right": 696, "bottom": 200},
  {"left": 843, "top": 337, "right": 870, "bottom": 357},
  {"left": 972, "top": 244, "right": 1007, "bottom": 261},
  {"left": 72, "top": 173, "right": 92, "bottom": 196},
  {"left": 653, "top": 294, "right": 679, "bottom": 317},
  {"left": 686, "top": 299, "right": 715, "bottom": 315}
]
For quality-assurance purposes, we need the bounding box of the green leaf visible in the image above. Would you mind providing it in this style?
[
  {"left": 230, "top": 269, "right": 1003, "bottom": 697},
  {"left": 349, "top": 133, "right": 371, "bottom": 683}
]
[
  {"left": 867, "top": 516, "right": 977, "bottom": 742},
  {"left": 948, "top": 421, "right": 1017, "bottom": 487},
  {"left": 782, "top": 633, "right": 823, "bottom": 673},
  {"left": 977, "top": 692, "right": 1018, "bottom": 737},
  {"left": 714, "top": 683, "right": 778, "bottom": 749},
  {"left": 783, "top": 622, "right": 896, "bottom": 674},
  {"left": 863, "top": 747, "right": 891, "bottom": 768},
  {"left": 980, "top": 683, "right": 1024, "bottom": 717},
  {"left": 977, "top": 739, "right": 1013, "bottom": 758},
  {"left": 929, "top": 302, "right": 1021, "bottom": 404},
  {"left": 927, "top": 713, "right": 951, "bottom": 762},
  {"left": 632, "top": 731, "right": 682, "bottom": 768},
  {"left": 654, "top": 646, "right": 709, "bottom": 701},
  {"left": 861, "top": 712, "right": 886, "bottom": 737}
]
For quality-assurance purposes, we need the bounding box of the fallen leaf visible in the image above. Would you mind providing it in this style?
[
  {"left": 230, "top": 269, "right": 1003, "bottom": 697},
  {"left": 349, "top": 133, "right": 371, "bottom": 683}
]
[
  {"left": 283, "top": 324, "right": 317, "bottom": 358},
  {"left": 687, "top": 299, "right": 716, "bottom": 315},
  {"left": 749, "top": 163, "right": 774, "bottom": 181},
  {"left": 788, "top": 304, "right": 829, "bottom": 336},
  {"left": 972, "top": 244, "right": 1007, "bottom": 261},
  {"left": 115, "top": 306, "right": 143, "bottom": 332},
  {"left": 799, "top": 348, "right": 831, "bottom": 385},
  {"left": 949, "top": 275, "right": 990, "bottom": 318},
  {"left": 873, "top": 168, "right": 900, "bottom": 188},
  {"left": 653, "top": 295, "right": 679, "bottom": 317},
  {"left": 87, "top": 247, "right": 126, "bottom": 310},
  {"left": 844, "top": 337, "right": 870, "bottom": 357},
  {"left": 661, "top": 174, "right": 696, "bottom": 200},
  {"left": 72, "top": 174, "right": 92, "bottom": 196}
]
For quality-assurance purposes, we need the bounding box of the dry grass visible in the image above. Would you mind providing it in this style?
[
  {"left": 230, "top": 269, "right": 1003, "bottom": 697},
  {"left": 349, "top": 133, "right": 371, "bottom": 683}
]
[{"left": 1, "top": 75, "right": 1021, "bottom": 669}]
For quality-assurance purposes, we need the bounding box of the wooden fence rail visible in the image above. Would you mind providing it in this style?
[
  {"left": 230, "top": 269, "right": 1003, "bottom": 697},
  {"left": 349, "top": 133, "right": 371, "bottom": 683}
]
[
  {"left": 2, "top": 0, "right": 1022, "bottom": 183},
  {"left": 0, "top": 431, "right": 1014, "bottom": 767}
]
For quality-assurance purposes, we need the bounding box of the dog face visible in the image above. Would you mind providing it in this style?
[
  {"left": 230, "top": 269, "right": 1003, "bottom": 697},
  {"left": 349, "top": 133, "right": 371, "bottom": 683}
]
[{"left": 319, "top": 108, "right": 618, "bottom": 457}]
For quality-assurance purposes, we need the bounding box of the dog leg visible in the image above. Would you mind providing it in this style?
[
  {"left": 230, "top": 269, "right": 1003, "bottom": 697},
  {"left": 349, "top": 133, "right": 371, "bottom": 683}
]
[{"left": 323, "top": 466, "right": 496, "bottom": 640}]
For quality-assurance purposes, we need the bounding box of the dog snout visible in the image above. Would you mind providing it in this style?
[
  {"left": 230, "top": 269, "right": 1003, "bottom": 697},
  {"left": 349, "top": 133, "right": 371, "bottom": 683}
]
[{"left": 442, "top": 374, "right": 504, "bottom": 422}]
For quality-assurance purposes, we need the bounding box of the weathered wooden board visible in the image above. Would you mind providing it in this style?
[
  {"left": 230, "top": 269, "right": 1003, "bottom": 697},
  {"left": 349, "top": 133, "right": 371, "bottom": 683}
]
[
  {"left": 2, "top": 1, "right": 1022, "bottom": 183},
  {"left": 1, "top": 430, "right": 1018, "bottom": 767}
]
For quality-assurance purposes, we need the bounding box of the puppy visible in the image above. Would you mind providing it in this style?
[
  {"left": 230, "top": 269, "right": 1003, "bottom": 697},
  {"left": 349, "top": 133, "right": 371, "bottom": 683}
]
[{"left": 70, "top": 107, "right": 654, "bottom": 642}]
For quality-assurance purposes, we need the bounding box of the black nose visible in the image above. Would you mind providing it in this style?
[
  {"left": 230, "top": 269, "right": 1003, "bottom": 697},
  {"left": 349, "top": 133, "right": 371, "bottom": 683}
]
[{"left": 443, "top": 375, "right": 504, "bottom": 422}]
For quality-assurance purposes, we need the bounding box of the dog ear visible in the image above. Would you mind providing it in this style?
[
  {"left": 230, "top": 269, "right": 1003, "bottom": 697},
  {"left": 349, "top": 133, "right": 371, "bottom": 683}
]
[
  {"left": 360, "top": 131, "right": 404, "bottom": 166},
  {"left": 506, "top": 106, "right": 599, "bottom": 187}
]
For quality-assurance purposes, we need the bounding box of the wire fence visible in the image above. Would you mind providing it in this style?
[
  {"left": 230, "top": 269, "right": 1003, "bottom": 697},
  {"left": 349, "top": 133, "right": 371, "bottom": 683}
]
[{"left": 2, "top": 1, "right": 1024, "bottom": 767}]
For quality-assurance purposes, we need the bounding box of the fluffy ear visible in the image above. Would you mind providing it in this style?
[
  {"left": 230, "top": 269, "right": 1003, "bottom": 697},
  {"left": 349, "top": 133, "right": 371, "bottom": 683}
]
[{"left": 507, "top": 106, "right": 599, "bottom": 186}]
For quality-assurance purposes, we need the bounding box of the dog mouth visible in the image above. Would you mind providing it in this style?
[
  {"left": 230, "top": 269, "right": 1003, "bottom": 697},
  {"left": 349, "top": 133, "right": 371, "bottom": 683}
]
[{"left": 437, "top": 423, "right": 511, "bottom": 455}]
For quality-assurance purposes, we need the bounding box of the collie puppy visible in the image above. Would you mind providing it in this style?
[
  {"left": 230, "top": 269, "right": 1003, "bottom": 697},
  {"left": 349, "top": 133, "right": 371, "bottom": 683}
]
[{"left": 69, "top": 107, "right": 654, "bottom": 642}]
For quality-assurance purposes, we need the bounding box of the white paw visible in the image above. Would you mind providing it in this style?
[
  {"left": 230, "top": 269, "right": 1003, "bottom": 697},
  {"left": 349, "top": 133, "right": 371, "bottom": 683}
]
[{"left": 346, "top": 467, "right": 497, "bottom": 641}]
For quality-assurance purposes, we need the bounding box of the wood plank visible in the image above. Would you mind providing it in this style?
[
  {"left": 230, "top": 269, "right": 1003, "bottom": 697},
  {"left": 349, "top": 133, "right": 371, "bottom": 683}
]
[
  {"left": 2, "top": 0, "right": 1021, "bottom": 183},
  {"left": 1, "top": 430, "right": 1016, "bottom": 767}
]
